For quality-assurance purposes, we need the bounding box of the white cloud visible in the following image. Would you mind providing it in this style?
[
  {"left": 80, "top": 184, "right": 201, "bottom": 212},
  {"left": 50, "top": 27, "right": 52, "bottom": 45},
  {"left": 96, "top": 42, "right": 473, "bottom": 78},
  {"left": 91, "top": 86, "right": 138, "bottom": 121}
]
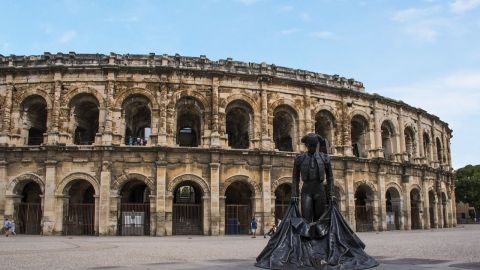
[
  {"left": 279, "top": 28, "right": 300, "bottom": 35},
  {"left": 309, "top": 31, "right": 333, "bottom": 39},
  {"left": 382, "top": 70, "right": 480, "bottom": 118},
  {"left": 58, "top": 31, "right": 77, "bottom": 43},
  {"left": 391, "top": 7, "right": 437, "bottom": 22},
  {"left": 278, "top": 5, "right": 293, "bottom": 12},
  {"left": 450, "top": 0, "right": 480, "bottom": 13},
  {"left": 391, "top": 6, "right": 448, "bottom": 42}
]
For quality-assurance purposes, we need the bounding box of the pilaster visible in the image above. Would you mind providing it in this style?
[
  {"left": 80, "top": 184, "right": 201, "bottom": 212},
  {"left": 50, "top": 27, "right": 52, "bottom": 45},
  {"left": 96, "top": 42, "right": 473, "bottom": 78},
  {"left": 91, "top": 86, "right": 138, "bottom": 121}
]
[
  {"left": 210, "top": 161, "right": 220, "bottom": 235},
  {"left": 99, "top": 161, "right": 111, "bottom": 235},
  {"left": 43, "top": 159, "right": 58, "bottom": 235}
]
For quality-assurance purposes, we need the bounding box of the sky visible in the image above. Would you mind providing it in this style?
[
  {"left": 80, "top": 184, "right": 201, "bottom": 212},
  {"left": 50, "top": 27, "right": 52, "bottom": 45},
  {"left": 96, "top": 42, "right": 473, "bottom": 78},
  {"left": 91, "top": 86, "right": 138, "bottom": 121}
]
[{"left": 0, "top": 0, "right": 479, "bottom": 169}]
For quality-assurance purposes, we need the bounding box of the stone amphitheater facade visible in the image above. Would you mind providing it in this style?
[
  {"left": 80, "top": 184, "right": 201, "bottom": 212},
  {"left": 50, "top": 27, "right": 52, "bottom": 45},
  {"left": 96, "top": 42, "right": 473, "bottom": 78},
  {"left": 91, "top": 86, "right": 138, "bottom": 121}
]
[{"left": 0, "top": 53, "right": 454, "bottom": 236}]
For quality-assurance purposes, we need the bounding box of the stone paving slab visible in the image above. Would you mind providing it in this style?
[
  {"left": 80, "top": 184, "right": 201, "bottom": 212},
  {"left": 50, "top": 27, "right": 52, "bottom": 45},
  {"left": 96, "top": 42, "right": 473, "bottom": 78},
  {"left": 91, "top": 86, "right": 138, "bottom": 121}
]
[{"left": 0, "top": 225, "right": 479, "bottom": 270}]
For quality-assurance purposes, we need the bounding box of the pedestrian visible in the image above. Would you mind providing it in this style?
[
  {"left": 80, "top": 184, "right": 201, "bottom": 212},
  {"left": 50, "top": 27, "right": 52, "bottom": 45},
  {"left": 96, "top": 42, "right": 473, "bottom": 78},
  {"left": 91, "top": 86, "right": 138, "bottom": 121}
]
[
  {"left": 264, "top": 223, "right": 277, "bottom": 238},
  {"left": 250, "top": 217, "right": 257, "bottom": 238},
  {"left": 3, "top": 218, "right": 12, "bottom": 237},
  {"left": 10, "top": 220, "right": 16, "bottom": 235}
]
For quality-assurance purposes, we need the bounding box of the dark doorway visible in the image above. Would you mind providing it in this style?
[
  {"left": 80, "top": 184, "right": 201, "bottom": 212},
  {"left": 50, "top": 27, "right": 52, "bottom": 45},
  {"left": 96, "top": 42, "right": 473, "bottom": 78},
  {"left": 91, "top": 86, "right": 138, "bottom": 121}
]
[
  {"left": 226, "top": 101, "right": 252, "bottom": 149},
  {"left": 123, "top": 95, "right": 151, "bottom": 145},
  {"left": 429, "top": 190, "right": 435, "bottom": 228},
  {"left": 351, "top": 115, "right": 369, "bottom": 158},
  {"left": 273, "top": 106, "right": 296, "bottom": 152},
  {"left": 274, "top": 183, "right": 291, "bottom": 222},
  {"left": 15, "top": 181, "right": 42, "bottom": 234},
  {"left": 176, "top": 97, "right": 202, "bottom": 147},
  {"left": 442, "top": 192, "right": 448, "bottom": 228},
  {"left": 225, "top": 181, "right": 253, "bottom": 235},
  {"left": 173, "top": 181, "right": 203, "bottom": 235},
  {"left": 21, "top": 95, "right": 47, "bottom": 145},
  {"left": 410, "top": 189, "right": 422, "bottom": 230},
  {"left": 70, "top": 94, "right": 99, "bottom": 145},
  {"left": 63, "top": 180, "right": 95, "bottom": 235},
  {"left": 119, "top": 180, "right": 150, "bottom": 236},
  {"left": 355, "top": 184, "right": 374, "bottom": 232}
]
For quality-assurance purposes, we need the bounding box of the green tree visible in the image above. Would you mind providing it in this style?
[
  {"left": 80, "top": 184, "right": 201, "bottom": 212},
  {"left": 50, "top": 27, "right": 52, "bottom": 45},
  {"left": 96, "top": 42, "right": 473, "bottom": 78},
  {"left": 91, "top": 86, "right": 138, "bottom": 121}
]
[{"left": 455, "top": 164, "right": 480, "bottom": 218}]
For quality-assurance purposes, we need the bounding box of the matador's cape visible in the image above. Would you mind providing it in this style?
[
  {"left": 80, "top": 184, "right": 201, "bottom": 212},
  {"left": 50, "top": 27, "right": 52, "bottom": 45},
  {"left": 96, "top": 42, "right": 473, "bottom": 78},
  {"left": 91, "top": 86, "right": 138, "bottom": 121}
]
[{"left": 255, "top": 201, "right": 378, "bottom": 270}]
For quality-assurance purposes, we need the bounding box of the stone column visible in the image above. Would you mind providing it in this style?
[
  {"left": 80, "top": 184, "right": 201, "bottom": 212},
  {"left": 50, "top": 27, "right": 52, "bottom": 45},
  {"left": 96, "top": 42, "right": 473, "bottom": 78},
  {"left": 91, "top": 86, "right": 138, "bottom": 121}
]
[
  {"left": 210, "top": 77, "right": 221, "bottom": 148},
  {"left": 165, "top": 194, "right": 173, "bottom": 236},
  {"left": 47, "top": 74, "right": 62, "bottom": 145},
  {"left": 158, "top": 81, "right": 168, "bottom": 145},
  {"left": 402, "top": 183, "right": 411, "bottom": 230},
  {"left": 373, "top": 105, "right": 382, "bottom": 158},
  {"left": 303, "top": 87, "right": 313, "bottom": 134},
  {"left": 0, "top": 160, "right": 7, "bottom": 223},
  {"left": 155, "top": 160, "right": 167, "bottom": 236},
  {"left": 260, "top": 84, "right": 271, "bottom": 150},
  {"left": 417, "top": 113, "right": 424, "bottom": 161},
  {"left": 345, "top": 162, "right": 356, "bottom": 230},
  {"left": 398, "top": 108, "right": 406, "bottom": 161},
  {"left": 438, "top": 194, "right": 444, "bottom": 228},
  {"left": 53, "top": 195, "right": 67, "bottom": 235},
  {"left": 149, "top": 195, "right": 157, "bottom": 235},
  {"left": 210, "top": 162, "right": 220, "bottom": 235},
  {"left": 94, "top": 195, "right": 100, "bottom": 235},
  {"left": 109, "top": 194, "right": 120, "bottom": 235},
  {"left": 219, "top": 195, "right": 226, "bottom": 235},
  {"left": 98, "top": 161, "right": 111, "bottom": 235},
  {"left": 261, "top": 164, "right": 272, "bottom": 233},
  {"left": 43, "top": 160, "right": 57, "bottom": 235},
  {"left": 422, "top": 180, "right": 431, "bottom": 229},
  {"left": 377, "top": 165, "right": 387, "bottom": 231},
  {"left": 102, "top": 78, "right": 114, "bottom": 145},
  {"left": 202, "top": 195, "right": 211, "bottom": 235},
  {"left": 0, "top": 79, "right": 13, "bottom": 145}
]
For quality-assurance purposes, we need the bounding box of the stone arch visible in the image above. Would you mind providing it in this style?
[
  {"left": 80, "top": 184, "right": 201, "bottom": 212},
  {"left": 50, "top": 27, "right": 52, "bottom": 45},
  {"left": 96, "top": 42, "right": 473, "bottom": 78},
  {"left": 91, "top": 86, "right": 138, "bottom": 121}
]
[
  {"left": 220, "top": 93, "right": 260, "bottom": 113},
  {"left": 17, "top": 89, "right": 53, "bottom": 110},
  {"left": 385, "top": 182, "right": 404, "bottom": 195},
  {"left": 333, "top": 184, "right": 345, "bottom": 198},
  {"left": 112, "top": 173, "right": 156, "bottom": 194},
  {"left": 114, "top": 88, "right": 158, "bottom": 109},
  {"left": 55, "top": 172, "right": 100, "bottom": 196},
  {"left": 170, "top": 89, "right": 209, "bottom": 112},
  {"left": 409, "top": 184, "right": 422, "bottom": 194},
  {"left": 167, "top": 174, "right": 210, "bottom": 196},
  {"left": 6, "top": 173, "right": 45, "bottom": 195},
  {"left": 354, "top": 180, "right": 377, "bottom": 194},
  {"left": 62, "top": 86, "right": 106, "bottom": 109},
  {"left": 221, "top": 175, "right": 261, "bottom": 197},
  {"left": 174, "top": 95, "right": 205, "bottom": 147},
  {"left": 268, "top": 98, "right": 301, "bottom": 117},
  {"left": 312, "top": 104, "right": 336, "bottom": 119},
  {"left": 271, "top": 177, "right": 292, "bottom": 194},
  {"left": 349, "top": 110, "right": 371, "bottom": 123}
]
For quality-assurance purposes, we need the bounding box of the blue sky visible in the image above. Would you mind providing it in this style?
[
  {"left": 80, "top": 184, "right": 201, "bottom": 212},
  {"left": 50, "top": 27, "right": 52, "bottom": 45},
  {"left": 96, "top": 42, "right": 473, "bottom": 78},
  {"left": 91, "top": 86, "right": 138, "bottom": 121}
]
[{"left": 1, "top": 0, "right": 479, "bottom": 169}]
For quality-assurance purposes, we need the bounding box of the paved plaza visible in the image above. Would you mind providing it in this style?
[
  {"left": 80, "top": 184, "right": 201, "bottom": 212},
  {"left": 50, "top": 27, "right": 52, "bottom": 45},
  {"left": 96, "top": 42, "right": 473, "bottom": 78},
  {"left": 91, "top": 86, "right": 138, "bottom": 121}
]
[{"left": 1, "top": 225, "right": 479, "bottom": 270}]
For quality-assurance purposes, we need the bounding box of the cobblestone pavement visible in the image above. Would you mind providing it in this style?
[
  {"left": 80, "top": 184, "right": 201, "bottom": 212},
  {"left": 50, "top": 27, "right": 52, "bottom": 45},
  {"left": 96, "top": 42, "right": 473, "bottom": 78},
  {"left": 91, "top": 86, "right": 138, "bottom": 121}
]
[{"left": 0, "top": 225, "right": 479, "bottom": 270}]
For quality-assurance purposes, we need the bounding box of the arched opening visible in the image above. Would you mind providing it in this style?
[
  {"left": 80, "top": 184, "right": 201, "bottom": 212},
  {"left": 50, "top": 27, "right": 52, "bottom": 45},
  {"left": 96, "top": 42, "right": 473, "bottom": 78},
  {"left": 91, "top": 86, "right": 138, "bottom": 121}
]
[
  {"left": 176, "top": 97, "right": 203, "bottom": 147},
  {"left": 423, "top": 132, "right": 431, "bottom": 161},
  {"left": 69, "top": 94, "right": 99, "bottom": 145},
  {"left": 13, "top": 181, "right": 42, "bottom": 234},
  {"left": 436, "top": 137, "right": 443, "bottom": 163},
  {"left": 119, "top": 180, "right": 151, "bottom": 235},
  {"left": 355, "top": 184, "right": 374, "bottom": 232},
  {"left": 273, "top": 106, "right": 297, "bottom": 152},
  {"left": 123, "top": 95, "right": 151, "bottom": 145},
  {"left": 428, "top": 190, "right": 436, "bottom": 228},
  {"left": 172, "top": 181, "right": 203, "bottom": 235},
  {"left": 21, "top": 95, "right": 47, "bottom": 145},
  {"left": 274, "top": 183, "right": 291, "bottom": 222},
  {"left": 404, "top": 127, "right": 416, "bottom": 161},
  {"left": 351, "top": 115, "right": 369, "bottom": 158},
  {"left": 63, "top": 180, "right": 95, "bottom": 235},
  {"left": 225, "top": 181, "right": 253, "bottom": 235},
  {"left": 441, "top": 192, "right": 448, "bottom": 228},
  {"left": 381, "top": 121, "right": 395, "bottom": 160},
  {"left": 226, "top": 101, "right": 252, "bottom": 149},
  {"left": 385, "top": 187, "right": 401, "bottom": 230},
  {"left": 410, "top": 188, "right": 422, "bottom": 230},
  {"left": 315, "top": 110, "right": 335, "bottom": 152}
]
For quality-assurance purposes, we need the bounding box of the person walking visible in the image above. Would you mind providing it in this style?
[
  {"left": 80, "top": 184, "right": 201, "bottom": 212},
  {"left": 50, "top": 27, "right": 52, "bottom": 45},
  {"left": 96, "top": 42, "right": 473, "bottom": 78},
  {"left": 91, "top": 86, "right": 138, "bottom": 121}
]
[
  {"left": 250, "top": 217, "right": 257, "bottom": 238},
  {"left": 3, "top": 218, "right": 12, "bottom": 237}
]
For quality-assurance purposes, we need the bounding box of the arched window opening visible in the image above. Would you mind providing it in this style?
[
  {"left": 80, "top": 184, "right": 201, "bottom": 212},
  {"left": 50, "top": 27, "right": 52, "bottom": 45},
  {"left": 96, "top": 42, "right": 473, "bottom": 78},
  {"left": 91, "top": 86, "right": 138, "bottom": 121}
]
[
  {"left": 423, "top": 132, "right": 431, "bottom": 161},
  {"left": 315, "top": 110, "right": 335, "bottom": 152},
  {"left": 385, "top": 188, "right": 401, "bottom": 230},
  {"left": 436, "top": 137, "right": 443, "bottom": 163},
  {"left": 176, "top": 97, "right": 202, "bottom": 147},
  {"left": 410, "top": 189, "right": 422, "bottom": 230},
  {"left": 70, "top": 94, "right": 99, "bottom": 145},
  {"left": 14, "top": 181, "right": 42, "bottom": 234},
  {"left": 274, "top": 183, "right": 292, "bottom": 222},
  {"left": 226, "top": 101, "right": 252, "bottom": 149},
  {"left": 381, "top": 121, "right": 395, "bottom": 160},
  {"left": 428, "top": 190, "right": 435, "bottom": 228},
  {"left": 225, "top": 181, "right": 253, "bottom": 235},
  {"left": 273, "top": 106, "right": 296, "bottom": 152},
  {"left": 404, "top": 127, "right": 416, "bottom": 161},
  {"left": 64, "top": 180, "right": 95, "bottom": 235},
  {"left": 351, "top": 115, "right": 369, "bottom": 158},
  {"left": 21, "top": 95, "right": 47, "bottom": 145},
  {"left": 173, "top": 181, "right": 203, "bottom": 235},
  {"left": 123, "top": 95, "right": 151, "bottom": 145},
  {"left": 355, "top": 184, "right": 374, "bottom": 232},
  {"left": 119, "top": 180, "right": 150, "bottom": 235}
]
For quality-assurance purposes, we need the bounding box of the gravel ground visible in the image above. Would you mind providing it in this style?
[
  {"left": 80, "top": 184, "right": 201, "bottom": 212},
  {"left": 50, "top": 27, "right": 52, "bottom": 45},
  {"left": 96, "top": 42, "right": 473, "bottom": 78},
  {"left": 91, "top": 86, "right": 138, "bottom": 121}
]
[{"left": 0, "top": 225, "right": 479, "bottom": 270}]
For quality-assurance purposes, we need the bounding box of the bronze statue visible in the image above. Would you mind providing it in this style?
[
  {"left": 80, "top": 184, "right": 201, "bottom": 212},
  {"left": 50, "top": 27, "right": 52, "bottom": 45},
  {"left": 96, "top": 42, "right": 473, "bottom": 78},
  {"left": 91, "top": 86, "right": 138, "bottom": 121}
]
[
  {"left": 255, "top": 133, "right": 378, "bottom": 270},
  {"left": 292, "top": 133, "right": 333, "bottom": 222}
]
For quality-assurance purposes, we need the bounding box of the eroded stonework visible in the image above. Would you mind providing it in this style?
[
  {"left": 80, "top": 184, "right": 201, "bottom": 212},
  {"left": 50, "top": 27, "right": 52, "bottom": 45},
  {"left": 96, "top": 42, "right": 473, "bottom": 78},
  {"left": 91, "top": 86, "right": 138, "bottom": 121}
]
[{"left": 0, "top": 53, "right": 455, "bottom": 236}]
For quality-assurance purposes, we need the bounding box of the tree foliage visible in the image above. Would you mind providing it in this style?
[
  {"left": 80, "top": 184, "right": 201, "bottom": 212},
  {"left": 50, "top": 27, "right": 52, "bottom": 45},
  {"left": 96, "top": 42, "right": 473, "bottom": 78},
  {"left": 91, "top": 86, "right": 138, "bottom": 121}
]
[{"left": 455, "top": 165, "right": 480, "bottom": 213}]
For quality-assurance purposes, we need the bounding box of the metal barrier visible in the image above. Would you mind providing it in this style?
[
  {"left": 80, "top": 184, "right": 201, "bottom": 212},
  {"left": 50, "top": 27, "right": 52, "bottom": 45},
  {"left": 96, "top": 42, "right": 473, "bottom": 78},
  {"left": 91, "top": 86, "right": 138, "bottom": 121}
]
[
  {"left": 225, "top": 204, "right": 251, "bottom": 235},
  {"left": 15, "top": 203, "right": 42, "bottom": 234},
  {"left": 119, "top": 203, "right": 150, "bottom": 236},
  {"left": 172, "top": 203, "right": 202, "bottom": 235},
  {"left": 355, "top": 205, "right": 374, "bottom": 232},
  {"left": 64, "top": 203, "right": 95, "bottom": 235}
]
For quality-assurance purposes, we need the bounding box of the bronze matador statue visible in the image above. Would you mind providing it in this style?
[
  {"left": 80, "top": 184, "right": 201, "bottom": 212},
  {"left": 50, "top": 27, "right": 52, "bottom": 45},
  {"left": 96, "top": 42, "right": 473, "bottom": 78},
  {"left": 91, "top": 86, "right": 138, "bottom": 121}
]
[
  {"left": 292, "top": 133, "right": 333, "bottom": 222},
  {"left": 255, "top": 133, "right": 378, "bottom": 270}
]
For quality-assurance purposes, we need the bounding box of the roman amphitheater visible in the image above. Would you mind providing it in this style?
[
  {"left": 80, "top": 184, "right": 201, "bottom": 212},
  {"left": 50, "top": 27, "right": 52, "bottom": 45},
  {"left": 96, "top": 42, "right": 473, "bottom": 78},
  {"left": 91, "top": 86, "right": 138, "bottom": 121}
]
[{"left": 0, "top": 53, "right": 454, "bottom": 236}]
